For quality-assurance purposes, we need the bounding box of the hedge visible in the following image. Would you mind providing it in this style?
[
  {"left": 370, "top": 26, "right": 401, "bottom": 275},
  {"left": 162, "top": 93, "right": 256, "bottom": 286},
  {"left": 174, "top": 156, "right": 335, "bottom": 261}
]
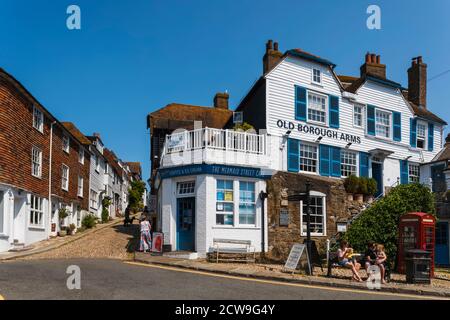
[{"left": 343, "top": 183, "right": 435, "bottom": 262}]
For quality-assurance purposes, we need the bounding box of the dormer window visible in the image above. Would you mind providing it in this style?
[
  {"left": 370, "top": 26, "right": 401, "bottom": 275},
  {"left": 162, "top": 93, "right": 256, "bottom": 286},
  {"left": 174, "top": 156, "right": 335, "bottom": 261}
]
[
  {"left": 33, "top": 106, "right": 43, "bottom": 133},
  {"left": 62, "top": 136, "right": 70, "bottom": 153},
  {"left": 312, "top": 68, "right": 321, "bottom": 84}
]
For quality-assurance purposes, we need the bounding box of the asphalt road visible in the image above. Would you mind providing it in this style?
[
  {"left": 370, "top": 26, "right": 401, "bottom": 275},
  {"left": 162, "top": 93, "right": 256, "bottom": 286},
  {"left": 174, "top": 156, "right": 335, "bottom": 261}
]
[{"left": 0, "top": 259, "right": 435, "bottom": 300}]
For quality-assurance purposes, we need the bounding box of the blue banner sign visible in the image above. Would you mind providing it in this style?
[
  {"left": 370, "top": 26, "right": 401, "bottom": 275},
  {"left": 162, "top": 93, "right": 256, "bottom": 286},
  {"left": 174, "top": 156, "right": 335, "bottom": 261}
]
[{"left": 158, "top": 164, "right": 271, "bottom": 180}]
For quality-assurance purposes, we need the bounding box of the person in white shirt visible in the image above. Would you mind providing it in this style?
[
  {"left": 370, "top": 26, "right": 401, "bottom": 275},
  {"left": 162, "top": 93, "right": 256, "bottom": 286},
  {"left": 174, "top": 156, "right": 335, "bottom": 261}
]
[{"left": 139, "top": 216, "right": 152, "bottom": 252}]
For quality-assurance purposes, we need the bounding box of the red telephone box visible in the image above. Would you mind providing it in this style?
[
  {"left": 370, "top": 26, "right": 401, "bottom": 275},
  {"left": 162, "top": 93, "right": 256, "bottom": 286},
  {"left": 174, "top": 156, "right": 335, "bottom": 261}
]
[{"left": 398, "top": 212, "right": 435, "bottom": 276}]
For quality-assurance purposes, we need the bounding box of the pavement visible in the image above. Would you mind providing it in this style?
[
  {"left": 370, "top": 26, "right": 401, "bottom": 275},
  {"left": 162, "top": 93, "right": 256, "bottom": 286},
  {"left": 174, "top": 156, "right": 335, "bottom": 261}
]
[
  {"left": 134, "top": 253, "right": 450, "bottom": 299},
  {"left": 0, "top": 217, "right": 125, "bottom": 261},
  {"left": 0, "top": 258, "right": 435, "bottom": 300}
]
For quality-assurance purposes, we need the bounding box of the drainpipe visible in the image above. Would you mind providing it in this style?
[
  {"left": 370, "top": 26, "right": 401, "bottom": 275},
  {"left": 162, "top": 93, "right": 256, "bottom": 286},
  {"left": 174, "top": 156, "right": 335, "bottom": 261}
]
[
  {"left": 259, "top": 190, "right": 268, "bottom": 255},
  {"left": 48, "top": 121, "right": 56, "bottom": 239}
]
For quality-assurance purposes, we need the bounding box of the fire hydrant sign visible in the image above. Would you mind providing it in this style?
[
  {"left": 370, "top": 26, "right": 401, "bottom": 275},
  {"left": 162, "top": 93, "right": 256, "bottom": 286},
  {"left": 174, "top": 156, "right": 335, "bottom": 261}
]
[{"left": 283, "top": 243, "right": 309, "bottom": 273}]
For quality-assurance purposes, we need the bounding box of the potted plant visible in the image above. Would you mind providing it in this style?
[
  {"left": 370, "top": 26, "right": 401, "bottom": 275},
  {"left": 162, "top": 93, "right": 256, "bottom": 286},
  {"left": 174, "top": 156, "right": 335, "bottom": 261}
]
[
  {"left": 67, "top": 223, "right": 76, "bottom": 235},
  {"left": 355, "top": 177, "right": 367, "bottom": 203},
  {"left": 344, "top": 175, "right": 359, "bottom": 201},
  {"left": 58, "top": 208, "right": 70, "bottom": 237},
  {"left": 365, "top": 178, "right": 378, "bottom": 203}
]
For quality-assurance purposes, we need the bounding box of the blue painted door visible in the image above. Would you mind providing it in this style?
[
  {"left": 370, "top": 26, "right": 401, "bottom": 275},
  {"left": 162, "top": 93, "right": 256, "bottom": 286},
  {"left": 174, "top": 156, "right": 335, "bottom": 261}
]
[
  {"left": 436, "top": 222, "right": 449, "bottom": 266},
  {"left": 372, "top": 162, "right": 383, "bottom": 197},
  {"left": 176, "top": 197, "right": 195, "bottom": 251}
]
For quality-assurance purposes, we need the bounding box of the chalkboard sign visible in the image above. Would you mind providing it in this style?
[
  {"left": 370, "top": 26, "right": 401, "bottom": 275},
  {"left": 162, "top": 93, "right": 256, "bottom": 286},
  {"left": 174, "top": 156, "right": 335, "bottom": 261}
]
[{"left": 283, "top": 243, "right": 310, "bottom": 274}]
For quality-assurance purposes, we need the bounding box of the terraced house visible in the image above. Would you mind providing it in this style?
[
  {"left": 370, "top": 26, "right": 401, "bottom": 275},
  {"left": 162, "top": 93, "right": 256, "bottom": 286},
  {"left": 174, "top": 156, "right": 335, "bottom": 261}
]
[
  {"left": 0, "top": 68, "right": 141, "bottom": 253},
  {"left": 149, "top": 40, "right": 446, "bottom": 261}
]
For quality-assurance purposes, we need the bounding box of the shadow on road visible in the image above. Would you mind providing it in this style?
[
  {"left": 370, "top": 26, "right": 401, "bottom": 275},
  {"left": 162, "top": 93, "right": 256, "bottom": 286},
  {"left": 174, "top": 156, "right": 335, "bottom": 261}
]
[{"left": 112, "top": 220, "right": 139, "bottom": 254}]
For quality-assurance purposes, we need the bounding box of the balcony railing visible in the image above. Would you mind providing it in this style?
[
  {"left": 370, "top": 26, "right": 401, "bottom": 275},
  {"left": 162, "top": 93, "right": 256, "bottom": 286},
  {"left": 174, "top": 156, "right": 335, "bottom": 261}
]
[
  {"left": 160, "top": 128, "right": 268, "bottom": 168},
  {"left": 165, "top": 128, "right": 266, "bottom": 155}
]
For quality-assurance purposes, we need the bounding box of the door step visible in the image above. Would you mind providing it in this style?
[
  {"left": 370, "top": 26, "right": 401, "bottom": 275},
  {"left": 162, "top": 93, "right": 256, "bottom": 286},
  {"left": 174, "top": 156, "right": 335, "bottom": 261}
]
[
  {"left": 9, "top": 243, "right": 34, "bottom": 252},
  {"left": 163, "top": 251, "right": 198, "bottom": 260}
]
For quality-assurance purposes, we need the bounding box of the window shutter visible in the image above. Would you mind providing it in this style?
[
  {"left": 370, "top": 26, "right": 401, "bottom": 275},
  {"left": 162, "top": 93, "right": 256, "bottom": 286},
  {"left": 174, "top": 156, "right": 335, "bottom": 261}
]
[
  {"left": 329, "top": 95, "right": 340, "bottom": 129},
  {"left": 287, "top": 138, "right": 299, "bottom": 172},
  {"left": 428, "top": 123, "right": 434, "bottom": 152},
  {"left": 359, "top": 152, "right": 369, "bottom": 177},
  {"left": 400, "top": 160, "right": 409, "bottom": 184},
  {"left": 319, "top": 145, "right": 330, "bottom": 176},
  {"left": 410, "top": 118, "right": 417, "bottom": 148},
  {"left": 367, "top": 105, "right": 376, "bottom": 136},
  {"left": 330, "top": 146, "right": 341, "bottom": 177},
  {"left": 393, "top": 112, "right": 402, "bottom": 142},
  {"left": 295, "top": 86, "right": 307, "bottom": 121}
]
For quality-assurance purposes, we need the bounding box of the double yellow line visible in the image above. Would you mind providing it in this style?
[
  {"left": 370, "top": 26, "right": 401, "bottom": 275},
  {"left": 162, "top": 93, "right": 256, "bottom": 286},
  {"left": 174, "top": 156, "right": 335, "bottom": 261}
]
[{"left": 125, "top": 261, "right": 448, "bottom": 300}]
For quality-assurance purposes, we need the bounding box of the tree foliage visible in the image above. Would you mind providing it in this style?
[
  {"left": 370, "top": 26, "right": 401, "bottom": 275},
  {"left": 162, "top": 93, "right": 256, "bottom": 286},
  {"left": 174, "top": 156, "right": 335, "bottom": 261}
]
[
  {"left": 128, "top": 180, "right": 146, "bottom": 213},
  {"left": 101, "top": 196, "right": 112, "bottom": 223},
  {"left": 233, "top": 122, "right": 255, "bottom": 132},
  {"left": 344, "top": 183, "right": 435, "bottom": 261}
]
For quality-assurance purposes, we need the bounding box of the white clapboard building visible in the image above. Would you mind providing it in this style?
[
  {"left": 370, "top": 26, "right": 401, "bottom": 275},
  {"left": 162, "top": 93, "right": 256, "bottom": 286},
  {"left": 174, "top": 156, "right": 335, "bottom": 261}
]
[{"left": 150, "top": 40, "right": 446, "bottom": 258}]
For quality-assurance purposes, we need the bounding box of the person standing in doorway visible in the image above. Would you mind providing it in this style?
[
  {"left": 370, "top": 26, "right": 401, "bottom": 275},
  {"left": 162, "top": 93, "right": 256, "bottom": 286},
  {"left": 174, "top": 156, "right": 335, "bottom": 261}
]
[{"left": 139, "top": 216, "right": 152, "bottom": 252}]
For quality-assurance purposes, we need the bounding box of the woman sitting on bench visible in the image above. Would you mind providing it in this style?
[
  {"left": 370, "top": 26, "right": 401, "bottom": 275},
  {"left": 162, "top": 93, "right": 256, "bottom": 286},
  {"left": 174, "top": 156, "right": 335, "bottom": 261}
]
[{"left": 337, "top": 240, "right": 363, "bottom": 282}]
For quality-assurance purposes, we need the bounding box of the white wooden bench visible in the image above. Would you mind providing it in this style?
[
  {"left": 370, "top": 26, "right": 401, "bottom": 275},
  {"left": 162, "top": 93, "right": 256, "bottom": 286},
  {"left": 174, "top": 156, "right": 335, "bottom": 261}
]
[{"left": 212, "top": 238, "right": 256, "bottom": 263}]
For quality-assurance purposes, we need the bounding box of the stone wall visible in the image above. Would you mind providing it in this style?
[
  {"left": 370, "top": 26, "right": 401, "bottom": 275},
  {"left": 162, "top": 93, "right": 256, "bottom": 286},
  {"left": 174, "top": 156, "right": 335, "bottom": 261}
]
[{"left": 266, "top": 171, "right": 360, "bottom": 262}]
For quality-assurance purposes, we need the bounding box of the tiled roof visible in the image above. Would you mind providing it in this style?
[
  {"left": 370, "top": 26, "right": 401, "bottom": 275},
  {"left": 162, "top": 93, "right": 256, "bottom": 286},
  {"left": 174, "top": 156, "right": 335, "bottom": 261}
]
[
  {"left": 124, "top": 162, "right": 142, "bottom": 177},
  {"left": 402, "top": 94, "right": 447, "bottom": 125},
  {"left": 103, "top": 148, "right": 124, "bottom": 177},
  {"left": 61, "top": 122, "right": 91, "bottom": 145},
  {"left": 148, "top": 103, "right": 233, "bottom": 133}
]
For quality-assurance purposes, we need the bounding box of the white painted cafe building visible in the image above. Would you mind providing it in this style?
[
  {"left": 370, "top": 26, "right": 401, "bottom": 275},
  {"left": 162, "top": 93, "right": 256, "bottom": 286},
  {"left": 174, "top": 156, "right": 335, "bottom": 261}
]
[{"left": 150, "top": 40, "right": 447, "bottom": 258}]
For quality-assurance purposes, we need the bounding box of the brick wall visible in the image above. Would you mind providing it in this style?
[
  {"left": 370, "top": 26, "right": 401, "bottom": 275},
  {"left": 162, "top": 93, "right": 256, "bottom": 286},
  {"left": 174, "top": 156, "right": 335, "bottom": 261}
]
[{"left": 0, "top": 74, "right": 90, "bottom": 210}]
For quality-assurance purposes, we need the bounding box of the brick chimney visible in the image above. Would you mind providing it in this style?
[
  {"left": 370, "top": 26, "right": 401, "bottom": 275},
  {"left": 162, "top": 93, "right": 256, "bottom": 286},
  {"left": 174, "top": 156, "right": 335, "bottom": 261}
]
[
  {"left": 93, "top": 132, "right": 101, "bottom": 139},
  {"left": 408, "top": 56, "right": 427, "bottom": 108},
  {"left": 213, "top": 92, "right": 229, "bottom": 109},
  {"left": 360, "top": 52, "right": 386, "bottom": 79},
  {"left": 263, "top": 40, "right": 283, "bottom": 74}
]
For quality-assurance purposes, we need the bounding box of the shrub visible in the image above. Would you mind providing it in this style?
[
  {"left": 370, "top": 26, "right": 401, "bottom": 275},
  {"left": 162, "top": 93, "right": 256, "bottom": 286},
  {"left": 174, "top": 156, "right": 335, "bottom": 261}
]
[
  {"left": 343, "top": 183, "right": 435, "bottom": 262},
  {"left": 101, "top": 197, "right": 112, "bottom": 223},
  {"left": 357, "top": 177, "right": 369, "bottom": 195},
  {"left": 367, "top": 178, "right": 378, "bottom": 196},
  {"left": 82, "top": 214, "right": 97, "bottom": 229},
  {"left": 344, "top": 175, "right": 359, "bottom": 194}
]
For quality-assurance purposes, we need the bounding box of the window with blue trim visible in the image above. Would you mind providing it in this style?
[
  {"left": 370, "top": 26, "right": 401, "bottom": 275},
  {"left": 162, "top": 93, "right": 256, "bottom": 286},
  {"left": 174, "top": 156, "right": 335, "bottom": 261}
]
[
  {"left": 416, "top": 121, "right": 427, "bottom": 149},
  {"left": 239, "top": 181, "right": 256, "bottom": 225},
  {"left": 216, "top": 180, "right": 234, "bottom": 225},
  {"left": 307, "top": 92, "right": 327, "bottom": 125},
  {"left": 300, "top": 144, "right": 318, "bottom": 173}
]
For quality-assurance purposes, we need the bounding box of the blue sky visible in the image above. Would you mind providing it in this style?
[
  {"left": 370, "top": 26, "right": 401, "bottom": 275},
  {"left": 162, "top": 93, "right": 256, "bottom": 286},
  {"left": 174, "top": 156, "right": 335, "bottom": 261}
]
[{"left": 1, "top": 0, "right": 450, "bottom": 183}]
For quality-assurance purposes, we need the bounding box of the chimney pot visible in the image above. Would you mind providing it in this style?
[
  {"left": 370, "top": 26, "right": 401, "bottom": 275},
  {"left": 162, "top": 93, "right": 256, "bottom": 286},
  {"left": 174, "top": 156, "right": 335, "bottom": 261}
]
[
  {"left": 266, "top": 40, "right": 273, "bottom": 52},
  {"left": 417, "top": 56, "right": 423, "bottom": 64},
  {"left": 361, "top": 52, "right": 386, "bottom": 79},
  {"left": 274, "top": 42, "right": 279, "bottom": 51},
  {"left": 371, "top": 54, "right": 376, "bottom": 63},
  {"left": 365, "top": 53, "right": 370, "bottom": 63},
  {"left": 376, "top": 55, "right": 381, "bottom": 64}
]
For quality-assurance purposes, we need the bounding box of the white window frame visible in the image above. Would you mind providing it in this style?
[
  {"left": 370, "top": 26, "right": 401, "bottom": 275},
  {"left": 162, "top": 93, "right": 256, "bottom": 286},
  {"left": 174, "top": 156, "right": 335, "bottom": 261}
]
[
  {"left": 216, "top": 179, "right": 235, "bottom": 226},
  {"left": 90, "top": 189, "right": 98, "bottom": 209},
  {"left": 95, "top": 156, "right": 100, "bottom": 173},
  {"left": 233, "top": 112, "right": 243, "bottom": 124},
  {"left": 299, "top": 143, "right": 319, "bottom": 174},
  {"left": 31, "top": 146, "right": 42, "bottom": 178},
  {"left": 78, "top": 176, "right": 84, "bottom": 197},
  {"left": 312, "top": 68, "right": 322, "bottom": 84},
  {"left": 29, "top": 195, "right": 44, "bottom": 227},
  {"left": 408, "top": 163, "right": 420, "bottom": 183},
  {"left": 416, "top": 120, "right": 428, "bottom": 150},
  {"left": 32, "top": 105, "right": 44, "bottom": 133},
  {"left": 61, "top": 164, "right": 69, "bottom": 191},
  {"left": 341, "top": 150, "right": 358, "bottom": 178},
  {"left": 79, "top": 148, "right": 85, "bottom": 164},
  {"left": 353, "top": 104, "right": 365, "bottom": 128},
  {"left": 307, "top": 91, "right": 328, "bottom": 125},
  {"left": 62, "top": 135, "right": 70, "bottom": 153},
  {"left": 238, "top": 181, "right": 256, "bottom": 226},
  {"left": 177, "top": 181, "right": 196, "bottom": 197},
  {"left": 375, "top": 109, "right": 392, "bottom": 139},
  {"left": 300, "top": 191, "right": 327, "bottom": 237}
]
